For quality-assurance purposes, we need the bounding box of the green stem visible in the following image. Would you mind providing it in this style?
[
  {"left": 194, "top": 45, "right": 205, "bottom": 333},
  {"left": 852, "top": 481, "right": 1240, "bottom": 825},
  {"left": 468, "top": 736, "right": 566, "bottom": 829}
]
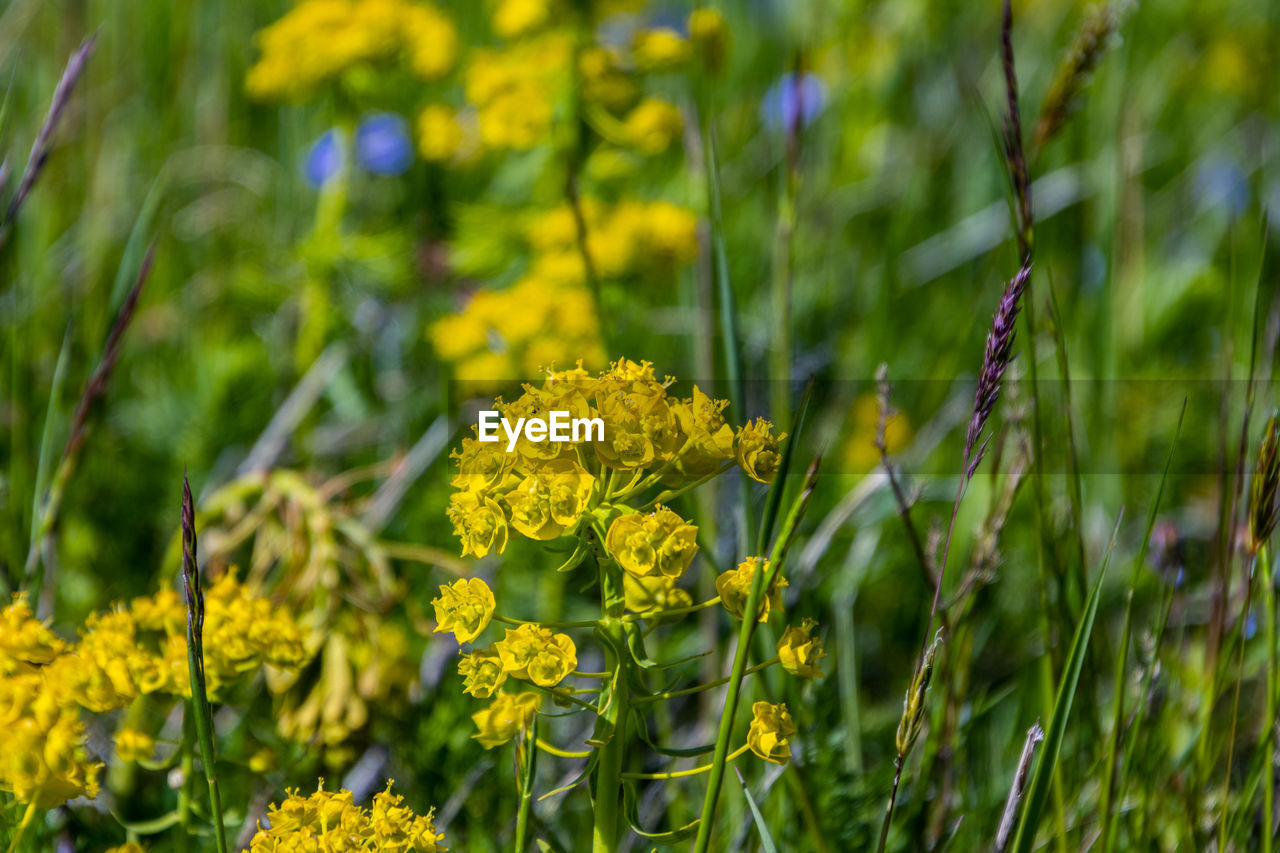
[
  {"left": 515, "top": 716, "right": 538, "bottom": 853},
  {"left": 693, "top": 463, "right": 817, "bottom": 852},
  {"left": 592, "top": 619, "right": 629, "bottom": 853},
  {"left": 1264, "top": 544, "right": 1276, "bottom": 853},
  {"left": 5, "top": 800, "right": 37, "bottom": 853},
  {"left": 634, "top": 657, "right": 779, "bottom": 704}
]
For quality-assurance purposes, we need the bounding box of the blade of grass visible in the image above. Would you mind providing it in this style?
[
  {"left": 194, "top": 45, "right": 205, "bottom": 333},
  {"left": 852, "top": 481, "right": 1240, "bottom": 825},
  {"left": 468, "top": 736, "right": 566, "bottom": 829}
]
[
  {"left": 757, "top": 377, "right": 813, "bottom": 555},
  {"left": 693, "top": 458, "right": 820, "bottom": 853},
  {"left": 181, "top": 475, "right": 229, "bottom": 853},
  {"left": 1100, "top": 398, "right": 1186, "bottom": 852},
  {"left": 735, "top": 766, "right": 779, "bottom": 853},
  {"left": 1011, "top": 507, "right": 1125, "bottom": 853}
]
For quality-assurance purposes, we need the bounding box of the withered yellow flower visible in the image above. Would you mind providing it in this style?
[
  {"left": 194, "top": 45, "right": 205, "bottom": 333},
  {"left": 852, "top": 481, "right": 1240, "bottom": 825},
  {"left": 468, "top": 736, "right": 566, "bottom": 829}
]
[
  {"left": 777, "top": 618, "right": 826, "bottom": 679},
  {"left": 747, "top": 701, "right": 796, "bottom": 766}
]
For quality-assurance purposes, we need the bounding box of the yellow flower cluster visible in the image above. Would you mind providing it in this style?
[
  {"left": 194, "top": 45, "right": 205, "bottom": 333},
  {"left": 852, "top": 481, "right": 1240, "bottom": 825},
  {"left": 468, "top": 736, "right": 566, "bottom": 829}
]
[
  {"left": 525, "top": 198, "right": 699, "bottom": 280},
  {"left": 246, "top": 0, "right": 457, "bottom": 100},
  {"left": 466, "top": 33, "right": 570, "bottom": 151},
  {"left": 431, "top": 577, "right": 574, "bottom": 683},
  {"left": 250, "top": 781, "right": 446, "bottom": 851},
  {"left": 429, "top": 201, "right": 699, "bottom": 389},
  {"left": 429, "top": 276, "right": 604, "bottom": 394},
  {"left": 446, "top": 359, "right": 783, "bottom": 561},
  {"left": 0, "top": 576, "right": 310, "bottom": 808},
  {"left": 471, "top": 690, "right": 541, "bottom": 749}
]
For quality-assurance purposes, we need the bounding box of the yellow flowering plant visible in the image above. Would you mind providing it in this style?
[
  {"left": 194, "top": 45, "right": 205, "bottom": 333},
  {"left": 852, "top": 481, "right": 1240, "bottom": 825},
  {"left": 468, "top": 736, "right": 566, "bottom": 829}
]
[{"left": 432, "top": 357, "right": 818, "bottom": 850}]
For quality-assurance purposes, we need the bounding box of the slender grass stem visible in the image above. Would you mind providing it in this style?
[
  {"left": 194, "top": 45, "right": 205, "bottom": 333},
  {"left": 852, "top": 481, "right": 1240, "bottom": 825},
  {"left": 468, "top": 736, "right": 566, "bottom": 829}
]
[
  {"left": 622, "top": 744, "right": 751, "bottom": 780},
  {"left": 5, "top": 800, "right": 37, "bottom": 853},
  {"left": 693, "top": 461, "right": 817, "bottom": 852},
  {"left": 634, "top": 657, "right": 779, "bottom": 704},
  {"left": 1263, "top": 544, "right": 1276, "bottom": 853},
  {"left": 515, "top": 717, "right": 538, "bottom": 853},
  {"left": 1220, "top": 550, "right": 1260, "bottom": 852}
]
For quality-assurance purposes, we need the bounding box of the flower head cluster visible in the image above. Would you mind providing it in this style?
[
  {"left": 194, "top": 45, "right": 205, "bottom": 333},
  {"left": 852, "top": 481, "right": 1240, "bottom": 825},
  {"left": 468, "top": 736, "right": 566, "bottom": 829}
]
[
  {"left": 246, "top": 0, "right": 457, "bottom": 101},
  {"left": 430, "top": 277, "right": 604, "bottom": 395},
  {"left": 250, "top": 781, "right": 446, "bottom": 851},
  {"left": 0, "top": 575, "right": 311, "bottom": 808},
  {"left": 447, "top": 360, "right": 784, "bottom": 566},
  {"left": 493, "top": 624, "right": 577, "bottom": 687}
]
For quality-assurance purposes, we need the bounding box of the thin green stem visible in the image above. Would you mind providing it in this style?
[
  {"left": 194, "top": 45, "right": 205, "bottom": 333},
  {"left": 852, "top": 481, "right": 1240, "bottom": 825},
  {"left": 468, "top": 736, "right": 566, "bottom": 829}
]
[
  {"left": 1264, "top": 544, "right": 1276, "bottom": 853},
  {"left": 515, "top": 717, "right": 538, "bottom": 853},
  {"left": 622, "top": 744, "right": 751, "bottom": 780},
  {"left": 634, "top": 657, "right": 779, "bottom": 704},
  {"left": 693, "top": 462, "right": 817, "bottom": 852},
  {"left": 592, "top": 619, "right": 629, "bottom": 853},
  {"left": 495, "top": 614, "right": 600, "bottom": 629},
  {"left": 5, "top": 800, "right": 37, "bottom": 853}
]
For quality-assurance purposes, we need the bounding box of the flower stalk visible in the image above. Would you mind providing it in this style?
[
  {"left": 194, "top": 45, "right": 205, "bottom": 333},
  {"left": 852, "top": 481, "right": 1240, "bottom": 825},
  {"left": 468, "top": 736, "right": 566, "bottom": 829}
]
[{"left": 181, "top": 475, "right": 229, "bottom": 853}]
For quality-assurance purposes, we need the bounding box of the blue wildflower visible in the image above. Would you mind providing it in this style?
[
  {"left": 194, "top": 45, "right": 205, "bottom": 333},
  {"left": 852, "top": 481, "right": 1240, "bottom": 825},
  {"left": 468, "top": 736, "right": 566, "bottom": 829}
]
[
  {"left": 355, "top": 112, "right": 413, "bottom": 176},
  {"left": 760, "top": 72, "right": 827, "bottom": 131},
  {"left": 304, "top": 129, "right": 344, "bottom": 188}
]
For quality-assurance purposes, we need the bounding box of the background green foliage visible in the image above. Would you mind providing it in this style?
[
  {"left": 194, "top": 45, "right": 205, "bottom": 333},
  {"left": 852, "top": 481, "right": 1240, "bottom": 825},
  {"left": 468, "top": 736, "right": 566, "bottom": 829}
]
[{"left": 3, "top": 0, "right": 1280, "bottom": 849}]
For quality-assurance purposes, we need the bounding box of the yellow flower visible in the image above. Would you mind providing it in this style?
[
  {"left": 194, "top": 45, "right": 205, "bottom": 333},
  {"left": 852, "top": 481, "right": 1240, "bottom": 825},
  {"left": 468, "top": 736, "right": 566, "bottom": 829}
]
[
  {"left": 734, "top": 418, "right": 786, "bottom": 484},
  {"left": 104, "top": 845, "right": 148, "bottom": 853},
  {"left": 447, "top": 491, "right": 510, "bottom": 557},
  {"left": 716, "top": 557, "right": 787, "bottom": 622},
  {"left": 0, "top": 593, "right": 67, "bottom": 674},
  {"left": 605, "top": 507, "right": 699, "bottom": 579},
  {"left": 688, "top": 7, "right": 728, "bottom": 73},
  {"left": 246, "top": 0, "right": 458, "bottom": 101},
  {"left": 777, "top": 618, "right": 826, "bottom": 678},
  {"left": 494, "top": 624, "right": 576, "bottom": 687},
  {"left": 493, "top": 0, "right": 552, "bottom": 38},
  {"left": 843, "top": 392, "right": 910, "bottom": 474},
  {"left": 417, "top": 104, "right": 463, "bottom": 162},
  {"left": 641, "top": 201, "right": 699, "bottom": 264},
  {"left": 671, "top": 386, "right": 734, "bottom": 476},
  {"left": 471, "top": 691, "right": 542, "bottom": 749},
  {"left": 3, "top": 705, "right": 101, "bottom": 807},
  {"left": 458, "top": 647, "right": 508, "bottom": 698},
  {"left": 114, "top": 728, "right": 155, "bottom": 763},
  {"left": 633, "top": 27, "right": 691, "bottom": 70},
  {"left": 623, "top": 574, "right": 692, "bottom": 615},
  {"left": 623, "top": 98, "right": 683, "bottom": 155},
  {"left": 432, "top": 578, "right": 496, "bottom": 644},
  {"left": 250, "top": 780, "right": 446, "bottom": 851},
  {"left": 747, "top": 701, "right": 795, "bottom": 765}
]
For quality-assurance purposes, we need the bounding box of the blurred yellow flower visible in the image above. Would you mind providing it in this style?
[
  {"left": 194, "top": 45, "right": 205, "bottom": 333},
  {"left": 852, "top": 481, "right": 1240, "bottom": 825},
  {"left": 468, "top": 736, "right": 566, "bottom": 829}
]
[
  {"left": 246, "top": 0, "right": 458, "bottom": 101},
  {"left": 471, "top": 690, "right": 541, "bottom": 748},
  {"left": 417, "top": 104, "right": 464, "bottom": 162},
  {"left": 114, "top": 728, "right": 155, "bottom": 763},
  {"left": 623, "top": 98, "right": 683, "bottom": 155},
  {"left": 633, "top": 27, "right": 691, "bottom": 70},
  {"left": 688, "top": 7, "right": 728, "bottom": 73}
]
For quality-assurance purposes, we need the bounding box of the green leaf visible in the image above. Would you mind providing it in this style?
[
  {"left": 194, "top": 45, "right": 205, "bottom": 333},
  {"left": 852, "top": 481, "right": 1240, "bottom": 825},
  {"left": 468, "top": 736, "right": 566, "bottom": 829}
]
[
  {"left": 736, "top": 767, "right": 780, "bottom": 853},
  {"left": 622, "top": 780, "right": 701, "bottom": 842},
  {"left": 1011, "top": 509, "right": 1124, "bottom": 853}
]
